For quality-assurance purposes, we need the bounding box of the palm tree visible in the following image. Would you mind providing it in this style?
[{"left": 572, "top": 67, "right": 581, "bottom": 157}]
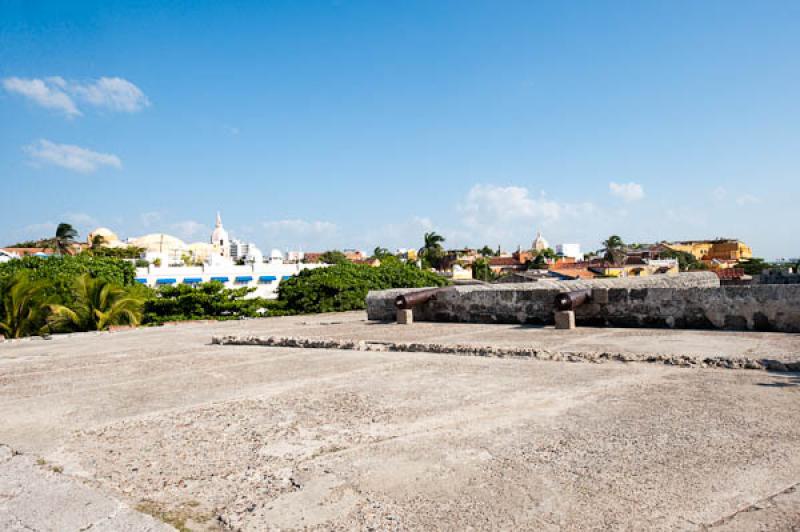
[
  {"left": 49, "top": 274, "right": 144, "bottom": 332},
  {"left": 419, "top": 232, "right": 446, "bottom": 270},
  {"left": 602, "top": 235, "right": 625, "bottom": 264},
  {"left": 373, "top": 246, "right": 390, "bottom": 259},
  {"left": 54, "top": 223, "right": 78, "bottom": 256},
  {"left": 0, "top": 272, "right": 54, "bottom": 339}
]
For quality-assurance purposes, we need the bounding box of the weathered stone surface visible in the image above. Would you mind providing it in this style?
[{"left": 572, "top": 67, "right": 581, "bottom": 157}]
[
  {"left": 554, "top": 311, "right": 576, "bottom": 330},
  {"left": 367, "top": 276, "right": 800, "bottom": 332},
  {"left": 396, "top": 309, "right": 413, "bottom": 325},
  {"left": 4, "top": 311, "right": 800, "bottom": 530}
]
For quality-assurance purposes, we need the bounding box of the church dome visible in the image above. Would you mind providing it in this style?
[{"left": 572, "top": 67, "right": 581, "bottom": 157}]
[
  {"left": 533, "top": 231, "right": 549, "bottom": 251},
  {"left": 130, "top": 233, "right": 187, "bottom": 253},
  {"left": 87, "top": 227, "right": 119, "bottom": 245},
  {"left": 210, "top": 212, "right": 229, "bottom": 245}
]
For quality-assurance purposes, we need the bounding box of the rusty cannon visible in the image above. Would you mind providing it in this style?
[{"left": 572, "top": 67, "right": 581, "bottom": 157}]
[
  {"left": 553, "top": 289, "right": 592, "bottom": 329},
  {"left": 553, "top": 289, "right": 592, "bottom": 311},
  {"left": 395, "top": 287, "right": 450, "bottom": 310},
  {"left": 394, "top": 287, "right": 453, "bottom": 324}
]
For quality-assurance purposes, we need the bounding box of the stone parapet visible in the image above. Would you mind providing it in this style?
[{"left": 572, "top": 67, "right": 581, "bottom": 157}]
[{"left": 366, "top": 275, "right": 800, "bottom": 332}]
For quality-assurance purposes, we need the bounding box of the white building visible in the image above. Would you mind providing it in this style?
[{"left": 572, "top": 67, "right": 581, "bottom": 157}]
[
  {"left": 556, "top": 243, "right": 582, "bottom": 260},
  {"left": 134, "top": 261, "right": 325, "bottom": 299},
  {"left": 230, "top": 239, "right": 263, "bottom": 263},
  {"left": 133, "top": 211, "right": 326, "bottom": 298},
  {"left": 0, "top": 249, "right": 20, "bottom": 263}
]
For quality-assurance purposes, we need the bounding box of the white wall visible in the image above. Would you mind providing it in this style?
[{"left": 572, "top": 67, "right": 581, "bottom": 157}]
[{"left": 135, "top": 262, "right": 327, "bottom": 298}]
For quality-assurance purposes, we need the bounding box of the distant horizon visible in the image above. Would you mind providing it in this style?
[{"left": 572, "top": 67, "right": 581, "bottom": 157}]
[
  {"left": 3, "top": 215, "right": 793, "bottom": 262},
  {"left": 2, "top": 1, "right": 799, "bottom": 260}
]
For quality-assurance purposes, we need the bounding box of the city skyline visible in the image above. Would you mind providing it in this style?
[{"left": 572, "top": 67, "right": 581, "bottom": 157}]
[{"left": 2, "top": 1, "right": 800, "bottom": 259}]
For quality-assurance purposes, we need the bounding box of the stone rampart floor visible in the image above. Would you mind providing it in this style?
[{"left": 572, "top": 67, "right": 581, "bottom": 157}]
[{"left": 1, "top": 311, "right": 799, "bottom": 530}]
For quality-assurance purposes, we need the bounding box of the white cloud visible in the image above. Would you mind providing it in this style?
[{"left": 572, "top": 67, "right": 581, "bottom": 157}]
[
  {"left": 609, "top": 181, "right": 645, "bottom": 202},
  {"left": 261, "top": 219, "right": 338, "bottom": 250},
  {"left": 460, "top": 184, "right": 565, "bottom": 224},
  {"left": 712, "top": 186, "right": 728, "bottom": 201},
  {"left": 736, "top": 194, "right": 761, "bottom": 206},
  {"left": 3, "top": 76, "right": 149, "bottom": 116},
  {"left": 455, "top": 184, "right": 596, "bottom": 247},
  {"left": 170, "top": 220, "right": 209, "bottom": 240},
  {"left": 71, "top": 77, "right": 150, "bottom": 113},
  {"left": 63, "top": 212, "right": 98, "bottom": 228},
  {"left": 25, "top": 139, "right": 122, "bottom": 174},
  {"left": 140, "top": 211, "right": 162, "bottom": 228},
  {"left": 2, "top": 77, "right": 81, "bottom": 117},
  {"left": 22, "top": 222, "right": 58, "bottom": 237}
]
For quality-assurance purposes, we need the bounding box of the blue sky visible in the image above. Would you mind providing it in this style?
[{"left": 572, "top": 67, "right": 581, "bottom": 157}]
[{"left": 1, "top": 1, "right": 799, "bottom": 259}]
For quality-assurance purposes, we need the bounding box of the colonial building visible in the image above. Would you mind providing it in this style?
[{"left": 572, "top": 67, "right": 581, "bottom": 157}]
[{"left": 665, "top": 239, "right": 753, "bottom": 262}]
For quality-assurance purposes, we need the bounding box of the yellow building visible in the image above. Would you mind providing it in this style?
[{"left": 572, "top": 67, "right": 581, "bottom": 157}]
[{"left": 665, "top": 240, "right": 752, "bottom": 262}]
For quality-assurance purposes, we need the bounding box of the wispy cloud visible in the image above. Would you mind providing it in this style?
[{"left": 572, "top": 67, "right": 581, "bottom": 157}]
[
  {"left": 140, "top": 211, "right": 162, "bottom": 228},
  {"left": 455, "top": 184, "right": 595, "bottom": 246},
  {"left": 63, "top": 212, "right": 98, "bottom": 228},
  {"left": 25, "top": 139, "right": 122, "bottom": 174},
  {"left": 3, "top": 76, "right": 149, "bottom": 117},
  {"left": 170, "top": 220, "right": 209, "bottom": 240},
  {"left": 735, "top": 194, "right": 761, "bottom": 206},
  {"left": 71, "top": 77, "right": 150, "bottom": 112},
  {"left": 261, "top": 219, "right": 338, "bottom": 250},
  {"left": 609, "top": 181, "right": 645, "bottom": 202},
  {"left": 2, "top": 77, "right": 81, "bottom": 117}
]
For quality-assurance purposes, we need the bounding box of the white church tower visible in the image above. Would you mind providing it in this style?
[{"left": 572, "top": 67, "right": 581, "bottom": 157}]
[{"left": 210, "top": 211, "right": 230, "bottom": 259}]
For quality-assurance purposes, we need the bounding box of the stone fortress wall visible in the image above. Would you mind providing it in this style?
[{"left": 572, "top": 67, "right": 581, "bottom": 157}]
[
  {"left": 756, "top": 269, "right": 800, "bottom": 285},
  {"left": 367, "top": 272, "right": 800, "bottom": 333}
]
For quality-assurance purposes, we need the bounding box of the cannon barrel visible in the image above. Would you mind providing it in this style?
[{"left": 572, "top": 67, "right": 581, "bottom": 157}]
[
  {"left": 395, "top": 287, "right": 448, "bottom": 310},
  {"left": 554, "top": 289, "right": 592, "bottom": 312}
]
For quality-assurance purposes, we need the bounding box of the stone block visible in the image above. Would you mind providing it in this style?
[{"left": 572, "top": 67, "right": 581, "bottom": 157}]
[
  {"left": 592, "top": 288, "right": 609, "bottom": 305},
  {"left": 396, "top": 309, "right": 413, "bottom": 325},
  {"left": 555, "top": 311, "right": 576, "bottom": 330}
]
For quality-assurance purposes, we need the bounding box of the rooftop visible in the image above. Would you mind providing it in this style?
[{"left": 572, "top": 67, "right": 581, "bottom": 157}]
[{"left": 2, "top": 312, "right": 799, "bottom": 529}]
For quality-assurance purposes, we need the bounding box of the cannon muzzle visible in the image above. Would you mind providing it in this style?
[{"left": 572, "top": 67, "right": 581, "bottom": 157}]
[{"left": 554, "top": 289, "right": 592, "bottom": 311}]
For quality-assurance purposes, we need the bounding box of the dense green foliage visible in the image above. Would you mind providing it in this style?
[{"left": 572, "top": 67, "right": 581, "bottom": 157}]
[
  {"left": 143, "top": 281, "right": 270, "bottom": 324},
  {"left": 50, "top": 274, "right": 145, "bottom": 331},
  {"left": 277, "top": 262, "right": 448, "bottom": 314},
  {"left": 736, "top": 258, "right": 772, "bottom": 275},
  {"left": 0, "top": 255, "right": 136, "bottom": 304},
  {"left": 318, "top": 250, "right": 349, "bottom": 265},
  {"left": 658, "top": 249, "right": 708, "bottom": 271},
  {"left": 0, "top": 272, "right": 55, "bottom": 338},
  {"left": 471, "top": 258, "right": 496, "bottom": 281}
]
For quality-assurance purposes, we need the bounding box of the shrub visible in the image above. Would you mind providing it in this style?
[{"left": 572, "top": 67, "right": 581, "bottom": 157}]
[
  {"left": 143, "top": 281, "right": 270, "bottom": 324},
  {"left": 0, "top": 255, "right": 136, "bottom": 306},
  {"left": 277, "top": 262, "right": 447, "bottom": 314}
]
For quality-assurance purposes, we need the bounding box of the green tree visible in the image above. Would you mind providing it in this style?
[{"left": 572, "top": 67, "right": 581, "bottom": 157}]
[
  {"left": 419, "top": 232, "right": 446, "bottom": 270},
  {"left": 736, "top": 258, "right": 771, "bottom": 275},
  {"left": 659, "top": 249, "right": 706, "bottom": 271},
  {"left": 0, "top": 272, "right": 55, "bottom": 339},
  {"left": 478, "top": 245, "right": 496, "bottom": 257},
  {"left": 0, "top": 255, "right": 137, "bottom": 307},
  {"left": 54, "top": 223, "right": 79, "bottom": 256},
  {"left": 278, "top": 261, "right": 448, "bottom": 314},
  {"left": 372, "top": 247, "right": 391, "bottom": 259},
  {"left": 319, "top": 250, "right": 349, "bottom": 265},
  {"left": 471, "top": 258, "right": 496, "bottom": 281},
  {"left": 49, "top": 274, "right": 145, "bottom": 332},
  {"left": 144, "top": 281, "right": 269, "bottom": 323},
  {"left": 602, "top": 235, "right": 625, "bottom": 264}
]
